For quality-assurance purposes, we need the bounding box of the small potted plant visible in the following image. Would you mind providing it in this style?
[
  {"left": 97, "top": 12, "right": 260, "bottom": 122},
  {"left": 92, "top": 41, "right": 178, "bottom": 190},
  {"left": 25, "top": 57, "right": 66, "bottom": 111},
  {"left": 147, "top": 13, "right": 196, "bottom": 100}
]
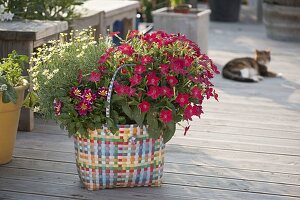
[
  {"left": 29, "top": 29, "right": 219, "bottom": 190},
  {"left": 0, "top": 50, "right": 28, "bottom": 165}
]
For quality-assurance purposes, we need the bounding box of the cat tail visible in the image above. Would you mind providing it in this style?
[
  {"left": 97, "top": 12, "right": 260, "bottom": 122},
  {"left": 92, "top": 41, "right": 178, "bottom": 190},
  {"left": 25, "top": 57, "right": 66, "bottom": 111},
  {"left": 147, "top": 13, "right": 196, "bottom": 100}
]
[{"left": 222, "top": 68, "right": 255, "bottom": 82}]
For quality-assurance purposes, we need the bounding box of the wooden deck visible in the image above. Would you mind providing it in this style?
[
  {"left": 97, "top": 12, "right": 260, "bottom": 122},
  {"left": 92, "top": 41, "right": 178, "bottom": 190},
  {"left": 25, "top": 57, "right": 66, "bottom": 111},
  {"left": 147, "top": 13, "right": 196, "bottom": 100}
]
[{"left": 1, "top": 22, "right": 300, "bottom": 199}]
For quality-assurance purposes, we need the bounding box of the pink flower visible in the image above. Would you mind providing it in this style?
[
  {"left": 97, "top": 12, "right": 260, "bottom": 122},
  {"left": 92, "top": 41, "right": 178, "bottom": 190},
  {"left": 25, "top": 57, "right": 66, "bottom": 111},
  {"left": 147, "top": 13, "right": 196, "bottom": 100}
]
[
  {"left": 109, "top": 31, "right": 120, "bottom": 37},
  {"left": 118, "top": 44, "right": 134, "bottom": 56},
  {"left": 77, "top": 70, "right": 82, "bottom": 84},
  {"left": 115, "top": 83, "right": 129, "bottom": 96},
  {"left": 159, "top": 109, "right": 173, "bottom": 124},
  {"left": 170, "top": 57, "right": 186, "bottom": 74},
  {"left": 97, "top": 87, "right": 108, "bottom": 97},
  {"left": 147, "top": 86, "right": 161, "bottom": 99},
  {"left": 98, "top": 53, "right": 109, "bottom": 64},
  {"left": 82, "top": 88, "right": 96, "bottom": 103},
  {"left": 183, "top": 104, "right": 195, "bottom": 121},
  {"left": 134, "top": 65, "right": 146, "bottom": 74},
  {"left": 75, "top": 100, "right": 92, "bottom": 116},
  {"left": 128, "top": 30, "right": 139, "bottom": 38},
  {"left": 140, "top": 55, "right": 153, "bottom": 65},
  {"left": 139, "top": 100, "right": 150, "bottom": 112},
  {"left": 205, "top": 87, "right": 213, "bottom": 99},
  {"left": 98, "top": 66, "right": 107, "bottom": 73},
  {"left": 89, "top": 71, "right": 101, "bottom": 82},
  {"left": 175, "top": 93, "right": 189, "bottom": 107},
  {"left": 191, "top": 86, "right": 203, "bottom": 99},
  {"left": 128, "top": 87, "right": 137, "bottom": 96},
  {"left": 161, "top": 86, "right": 173, "bottom": 98},
  {"left": 130, "top": 75, "right": 142, "bottom": 87},
  {"left": 147, "top": 75, "right": 160, "bottom": 86},
  {"left": 159, "top": 64, "right": 169, "bottom": 75},
  {"left": 69, "top": 87, "right": 82, "bottom": 99},
  {"left": 166, "top": 76, "right": 178, "bottom": 87},
  {"left": 184, "top": 126, "right": 190, "bottom": 136},
  {"left": 184, "top": 56, "right": 194, "bottom": 67},
  {"left": 213, "top": 89, "right": 219, "bottom": 101},
  {"left": 53, "top": 98, "right": 63, "bottom": 116},
  {"left": 193, "top": 105, "right": 204, "bottom": 117}
]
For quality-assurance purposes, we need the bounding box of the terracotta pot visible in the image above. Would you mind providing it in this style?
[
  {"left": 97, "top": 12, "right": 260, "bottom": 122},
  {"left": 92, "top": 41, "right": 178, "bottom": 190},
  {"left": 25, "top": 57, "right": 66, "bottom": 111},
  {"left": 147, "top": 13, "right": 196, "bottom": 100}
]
[{"left": 0, "top": 85, "right": 27, "bottom": 165}]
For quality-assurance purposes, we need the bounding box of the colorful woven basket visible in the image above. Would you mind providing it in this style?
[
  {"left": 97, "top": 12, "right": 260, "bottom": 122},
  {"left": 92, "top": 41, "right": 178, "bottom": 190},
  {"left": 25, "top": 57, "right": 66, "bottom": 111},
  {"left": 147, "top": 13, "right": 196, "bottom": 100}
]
[
  {"left": 74, "top": 64, "right": 165, "bottom": 190},
  {"left": 74, "top": 125, "right": 165, "bottom": 190}
]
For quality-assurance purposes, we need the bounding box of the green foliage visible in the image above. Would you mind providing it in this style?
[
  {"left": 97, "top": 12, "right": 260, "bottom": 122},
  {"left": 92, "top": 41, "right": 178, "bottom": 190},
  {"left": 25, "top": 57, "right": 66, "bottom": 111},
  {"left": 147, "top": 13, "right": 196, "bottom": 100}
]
[
  {"left": 29, "top": 29, "right": 112, "bottom": 137},
  {"left": 0, "top": 50, "right": 28, "bottom": 103},
  {"left": 0, "top": 0, "right": 85, "bottom": 21}
]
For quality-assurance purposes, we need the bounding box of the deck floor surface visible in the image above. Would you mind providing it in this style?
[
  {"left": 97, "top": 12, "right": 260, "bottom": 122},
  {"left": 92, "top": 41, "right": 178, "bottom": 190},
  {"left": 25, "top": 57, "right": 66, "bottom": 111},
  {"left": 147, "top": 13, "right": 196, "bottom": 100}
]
[{"left": 1, "top": 20, "right": 300, "bottom": 199}]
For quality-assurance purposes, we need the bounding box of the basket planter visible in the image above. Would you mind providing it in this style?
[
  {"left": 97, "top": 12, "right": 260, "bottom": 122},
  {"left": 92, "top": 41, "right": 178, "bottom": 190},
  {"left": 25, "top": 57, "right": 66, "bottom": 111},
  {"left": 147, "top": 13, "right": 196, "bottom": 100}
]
[
  {"left": 152, "top": 7, "right": 211, "bottom": 53},
  {"left": 0, "top": 85, "right": 27, "bottom": 165},
  {"left": 74, "top": 125, "right": 165, "bottom": 190}
]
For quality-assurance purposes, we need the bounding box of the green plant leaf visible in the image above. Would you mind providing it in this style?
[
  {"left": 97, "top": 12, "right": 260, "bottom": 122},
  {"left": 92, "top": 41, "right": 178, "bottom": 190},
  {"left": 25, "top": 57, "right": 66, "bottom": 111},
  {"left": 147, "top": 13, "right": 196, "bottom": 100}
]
[
  {"left": 132, "top": 106, "right": 145, "bottom": 126},
  {"left": 163, "top": 121, "right": 176, "bottom": 143},
  {"left": 23, "top": 91, "right": 39, "bottom": 108},
  {"left": 2, "top": 84, "right": 17, "bottom": 103},
  {"left": 107, "top": 117, "right": 118, "bottom": 134},
  {"left": 122, "top": 104, "right": 133, "bottom": 120}
]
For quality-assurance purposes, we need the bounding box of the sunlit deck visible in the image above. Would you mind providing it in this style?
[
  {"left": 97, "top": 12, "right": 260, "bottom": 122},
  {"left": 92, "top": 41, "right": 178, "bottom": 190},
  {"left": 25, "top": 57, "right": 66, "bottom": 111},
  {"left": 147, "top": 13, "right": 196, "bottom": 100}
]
[{"left": 0, "top": 21, "right": 300, "bottom": 200}]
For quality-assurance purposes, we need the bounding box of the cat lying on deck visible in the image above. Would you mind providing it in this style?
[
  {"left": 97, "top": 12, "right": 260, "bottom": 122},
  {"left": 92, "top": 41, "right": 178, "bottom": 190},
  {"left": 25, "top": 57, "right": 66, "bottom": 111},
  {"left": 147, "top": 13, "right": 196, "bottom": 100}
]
[{"left": 222, "top": 50, "right": 282, "bottom": 82}]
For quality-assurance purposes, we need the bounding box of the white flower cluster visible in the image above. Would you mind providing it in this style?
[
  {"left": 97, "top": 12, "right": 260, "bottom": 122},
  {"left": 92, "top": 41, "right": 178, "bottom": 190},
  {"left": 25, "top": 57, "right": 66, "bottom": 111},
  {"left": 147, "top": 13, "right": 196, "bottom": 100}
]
[
  {"left": 0, "top": 4, "right": 14, "bottom": 21},
  {"left": 0, "top": 84, "right": 7, "bottom": 92}
]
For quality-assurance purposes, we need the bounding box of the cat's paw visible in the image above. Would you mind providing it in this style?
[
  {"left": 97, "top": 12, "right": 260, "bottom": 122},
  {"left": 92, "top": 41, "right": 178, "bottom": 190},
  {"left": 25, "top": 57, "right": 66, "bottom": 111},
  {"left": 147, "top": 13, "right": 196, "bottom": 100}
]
[
  {"left": 277, "top": 73, "right": 283, "bottom": 78},
  {"left": 252, "top": 76, "right": 260, "bottom": 82}
]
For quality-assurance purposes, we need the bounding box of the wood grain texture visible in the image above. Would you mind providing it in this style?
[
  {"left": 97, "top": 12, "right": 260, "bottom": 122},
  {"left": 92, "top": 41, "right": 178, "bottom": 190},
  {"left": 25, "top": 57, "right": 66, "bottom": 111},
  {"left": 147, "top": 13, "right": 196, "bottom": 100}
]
[{"left": 1, "top": 18, "right": 300, "bottom": 200}]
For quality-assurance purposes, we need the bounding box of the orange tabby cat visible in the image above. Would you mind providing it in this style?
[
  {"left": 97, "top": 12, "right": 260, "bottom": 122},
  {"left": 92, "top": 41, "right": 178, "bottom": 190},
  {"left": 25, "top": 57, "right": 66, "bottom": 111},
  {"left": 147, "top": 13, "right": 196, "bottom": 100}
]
[{"left": 222, "top": 50, "right": 281, "bottom": 82}]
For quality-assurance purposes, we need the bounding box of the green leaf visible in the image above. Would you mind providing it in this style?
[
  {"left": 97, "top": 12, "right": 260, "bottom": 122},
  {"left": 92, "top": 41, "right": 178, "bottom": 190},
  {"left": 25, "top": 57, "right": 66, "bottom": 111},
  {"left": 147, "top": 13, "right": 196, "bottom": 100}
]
[
  {"left": 2, "top": 84, "right": 17, "bottom": 103},
  {"left": 107, "top": 117, "right": 118, "bottom": 134},
  {"left": 111, "top": 94, "right": 124, "bottom": 103},
  {"left": 147, "top": 126, "right": 161, "bottom": 139},
  {"left": 132, "top": 106, "right": 145, "bottom": 126},
  {"left": 163, "top": 121, "right": 176, "bottom": 143},
  {"left": 23, "top": 91, "right": 39, "bottom": 108},
  {"left": 122, "top": 104, "right": 133, "bottom": 120}
]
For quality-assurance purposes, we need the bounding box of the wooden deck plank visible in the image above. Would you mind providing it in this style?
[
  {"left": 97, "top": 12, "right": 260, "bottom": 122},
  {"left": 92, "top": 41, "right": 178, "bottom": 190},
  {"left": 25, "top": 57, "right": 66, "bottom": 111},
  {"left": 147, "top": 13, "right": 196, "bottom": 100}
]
[
  {"left": 4, "top": 157, "right": 300, "bottom": 186},
  {"left": 0, "top": 191, "right": 64, "bottom": 200}
]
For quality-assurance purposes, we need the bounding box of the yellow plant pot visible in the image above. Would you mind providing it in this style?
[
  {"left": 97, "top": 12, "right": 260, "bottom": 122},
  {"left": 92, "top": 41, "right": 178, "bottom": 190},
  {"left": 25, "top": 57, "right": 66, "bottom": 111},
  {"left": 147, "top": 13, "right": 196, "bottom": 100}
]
[{"left": 0, "top": 85, "right": 27, "bottom": 165}]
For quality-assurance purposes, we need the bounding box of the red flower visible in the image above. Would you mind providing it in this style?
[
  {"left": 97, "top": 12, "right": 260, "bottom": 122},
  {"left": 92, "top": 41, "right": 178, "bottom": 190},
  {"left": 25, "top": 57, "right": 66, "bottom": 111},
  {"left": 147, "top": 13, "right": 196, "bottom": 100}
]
[
  {"left": 184, "top": 125, "right": 190, "bottom": 136},
  {"left": 118, "top": 44, "right": 134, "bottom": 56},
  {"left": 130, "top": 75, "right": 142, "bottom": 86},
  {"left": 170, "top": 57, "right": 186, "bottom": 74},
  {"left": 98, "top": 66, "right": 107, "bottom": 73},
  {"left": 75, "top": 100, "right": 92, "bottom": 116},
  {"left": 121, "top": 68, "right": 128, "bottom": 74},
  {"left": 159, "top": 64, "right": 169, "bottom": 75},
  {"left": 109, "top": 31, "right": 120, "bottom": 37},
  {"left": 128, "top": 87, "right": 137, "bottom": 96},
  {"left": 77, "top": 70, "right": 82, "bottom": 84},
  {"left": 139, "top": 100, "right": 150, "bottom": 112},
  {"left": 191, "top": 86, "right": 203, "bottom": 99},
  {"left": 161, "top": 86, "right": 173, "bottom": 98},
  {"left": 115, "top": 83, "right": 129, "bottom": 96},
  {"left": 166, "top": 76, "right": 178, "bottom": 87},
  {"left": 89, "top": 71, "right": 101, "bottom": 82},
  {"left": 193, "top": 105, "right": 204, "bottom": 117},
  {"left": 175, "top": 93, "right": 189, "bottom": 107},
  {"left": 53, "top": 98, "right": 63, "bottom": 116},
  {"left": 97, "top": 87, "right": 108, "bottom": 97},
  {"left": 82, "top": 88, "right": 96, "bottom": 103},
  {"left": 134, "top": 65, "right": 146, "bottom": 74},
  {"left": 183, "top": 104, "right": 195, "bottom": 121},
  {"left": 70, "top": 87, "right": 82, "bottom": 99},
  {"left": 184, "top": 56, "right": 194, "bottom": 67},
  {"left": 147, "top": 75, "right": 160, "bottom": 86},
  {"left": 147, "top": 86, "right": 161, "bottom": 99},
  {"left": 140, "top": 55, "right": 153, "bottom": 65},
  {"left": 159, "top": 109, "right": 173, "bottom": 124},
  {"left": 205, "top": 87, "right": 213, "bottom": 99},
  {"left": 98, "top": 53, "right": 109, "bottom": 64},
  {"left": 128, "top": 30, "right": 139, "bottom": 38}
]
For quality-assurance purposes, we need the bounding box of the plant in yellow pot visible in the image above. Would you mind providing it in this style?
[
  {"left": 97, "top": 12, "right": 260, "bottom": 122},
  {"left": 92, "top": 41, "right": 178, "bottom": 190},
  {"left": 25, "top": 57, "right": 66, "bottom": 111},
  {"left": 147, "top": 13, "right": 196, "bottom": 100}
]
[{"left": 0, "top": 50, "right": 28, "bottom": 165}]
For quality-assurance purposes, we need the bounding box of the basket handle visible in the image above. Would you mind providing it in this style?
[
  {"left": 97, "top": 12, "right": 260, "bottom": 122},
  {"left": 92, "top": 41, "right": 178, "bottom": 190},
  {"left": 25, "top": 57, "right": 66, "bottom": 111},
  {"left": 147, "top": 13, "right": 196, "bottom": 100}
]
[{"left": 106, "top": 64, "right": 135, "bottom": 118}]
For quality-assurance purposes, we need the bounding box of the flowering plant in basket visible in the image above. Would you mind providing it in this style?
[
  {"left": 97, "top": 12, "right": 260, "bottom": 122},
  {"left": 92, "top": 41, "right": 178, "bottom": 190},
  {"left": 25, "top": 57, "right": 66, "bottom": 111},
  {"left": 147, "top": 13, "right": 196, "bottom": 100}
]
[
  {"left": 29, "top": 29, "right": 219, "bottom": 143},
  {"left": 97, "top": 31, "right": 219, "bottom": 142}
]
